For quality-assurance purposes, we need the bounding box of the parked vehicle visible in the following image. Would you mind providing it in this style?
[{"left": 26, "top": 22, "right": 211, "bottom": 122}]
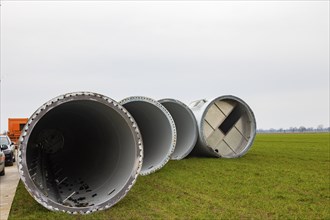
[
  {"left": 0, "top": 148, "right": 5, "bottom": 176},
  {"left": 0, "top": 135, "right": 15, "bottom": 165}
]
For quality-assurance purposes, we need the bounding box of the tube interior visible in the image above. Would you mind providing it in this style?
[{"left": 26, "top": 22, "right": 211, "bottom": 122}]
[
  {"left": 160, "top": 101, "right": 197, "bottom": 159},
  {"left": 122, "top": 101, "right": 173, "bottom": 174},
  {"left": 203, "top": 99, "right": 253, "bottom": 157},
  {"left": 26, "top": 100, "right": 137, "bottom": 208}
]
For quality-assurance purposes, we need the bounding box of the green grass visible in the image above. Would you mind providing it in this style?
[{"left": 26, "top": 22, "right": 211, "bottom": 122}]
[{"left": 9, "top": 133, "right": 330, "bottom": 219}]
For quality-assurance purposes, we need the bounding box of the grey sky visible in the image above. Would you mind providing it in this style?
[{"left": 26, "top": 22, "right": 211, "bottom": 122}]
[{"left": 0, "top": 1, "right": 329, "bottom": 131}]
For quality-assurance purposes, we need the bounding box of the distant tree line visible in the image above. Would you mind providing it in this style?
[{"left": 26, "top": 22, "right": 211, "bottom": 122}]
[{"left": 257, "top": 125, "right": 330, "bottom": 133}]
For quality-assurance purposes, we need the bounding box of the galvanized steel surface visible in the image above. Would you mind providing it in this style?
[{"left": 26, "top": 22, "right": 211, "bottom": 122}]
[
  {"left": 189, "top": 95, "right": 256, "bottom": 158},
  {"left": 158, "top": 98, "right": 198, "bottom": 160},
  {"left": 17, "top": 92, "right": 257, "bottom": 215},
  {"left": 120, "top": 96, "right": 177, "bottom": 175},
  {"left": 18, "top": 92, "right": 143, "bottom": 214}
]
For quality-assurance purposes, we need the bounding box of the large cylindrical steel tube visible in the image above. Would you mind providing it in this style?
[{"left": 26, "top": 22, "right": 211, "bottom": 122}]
[
  {"left": 158, "top": 99, "right": 198, "bottom": 160},
  {"left": 18, "top": 92, "right": 143, "bottom": 214},
  {"left": 120, "top": 97, "right": 176, "bottom": 175},
  {"left": 189, "top": 95, "right": 256, "bottom": 158}
]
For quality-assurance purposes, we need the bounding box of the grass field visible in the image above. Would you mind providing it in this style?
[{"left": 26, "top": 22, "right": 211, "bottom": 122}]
[{"left": 9, "top": 133, "right": 330, "bottom": 219}]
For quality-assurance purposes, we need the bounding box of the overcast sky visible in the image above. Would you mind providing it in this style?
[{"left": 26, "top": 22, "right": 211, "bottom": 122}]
[{"left": 0, "top": 1, "right": 329, "bottom": 131}]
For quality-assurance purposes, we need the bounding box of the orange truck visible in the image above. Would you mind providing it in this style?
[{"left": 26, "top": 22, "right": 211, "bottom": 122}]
[{"left": 8, "top": 118, "right": 28, "bottom": 143}]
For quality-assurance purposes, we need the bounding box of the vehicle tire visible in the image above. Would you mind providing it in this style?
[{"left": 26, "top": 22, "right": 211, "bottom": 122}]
[
  {"left": 13, "top": 156, "right": 15, "bottom": 162},
  {"left": 6, "top": 158, "right": 14, "bottom": 166},
  {"left": 7, "top": 153, "right": 14, "bottom": 166},
  {"left": 0, "top": 168, "right": 5, "bottom": 176}
]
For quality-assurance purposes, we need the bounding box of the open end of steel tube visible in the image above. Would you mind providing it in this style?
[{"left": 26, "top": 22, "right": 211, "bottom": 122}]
[
  {"left": 18, "top": 92, "right": 143, "bottom": 214},
  {"left": 159, "top": 99, "right": 198, "bottom": 160},
  {"left": 120, "top": 97, "right": 176, "bottom": 175},
  {"left": 200, "top": 95, "right": 256, "bottom": 158}
]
